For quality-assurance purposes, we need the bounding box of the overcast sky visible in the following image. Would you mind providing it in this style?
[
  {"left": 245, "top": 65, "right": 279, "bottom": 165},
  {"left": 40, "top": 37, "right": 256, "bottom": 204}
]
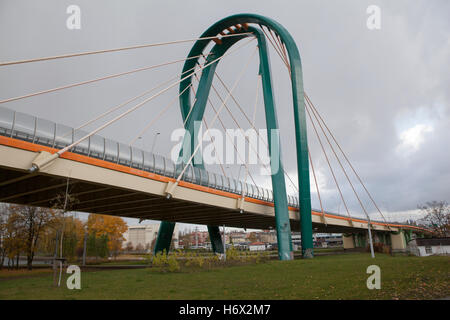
[{"left": 0, "top": 0, "right": 448, "bottom": 230}]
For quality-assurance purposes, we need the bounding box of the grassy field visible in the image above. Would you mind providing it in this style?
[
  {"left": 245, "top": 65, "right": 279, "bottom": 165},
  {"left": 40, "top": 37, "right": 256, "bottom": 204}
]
[{"left": 0, "top": 253, "right": 448, "bottom": 300}]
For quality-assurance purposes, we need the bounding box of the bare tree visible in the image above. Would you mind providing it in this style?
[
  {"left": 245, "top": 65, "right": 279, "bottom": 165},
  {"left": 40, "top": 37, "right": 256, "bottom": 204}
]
[
  {"left": 125, "top": 241, "right": 134, "bottom": 252},
  {"left": 418, "top": 201, "right": 450, "bottom": 237},
  {"left": 9, "top": 205, "right": 56, "bottom": 270}
]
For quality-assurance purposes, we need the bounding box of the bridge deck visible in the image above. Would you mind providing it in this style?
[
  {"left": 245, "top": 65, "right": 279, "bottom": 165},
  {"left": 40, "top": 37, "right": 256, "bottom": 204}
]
[{"left": 0, "top": 106, "right": 428, "bottom": 233}]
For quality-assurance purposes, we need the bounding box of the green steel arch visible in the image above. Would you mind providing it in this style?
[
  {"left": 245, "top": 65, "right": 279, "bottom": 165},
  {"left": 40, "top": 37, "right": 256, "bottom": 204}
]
[{"left": 155, "top": 13, "right": 313, "bottom": 259}]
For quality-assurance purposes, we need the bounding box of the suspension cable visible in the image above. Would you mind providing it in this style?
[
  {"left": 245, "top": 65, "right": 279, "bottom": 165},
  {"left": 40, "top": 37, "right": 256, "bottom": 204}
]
[
  {"left": 0, "top": 54, "right": 207, "bottom": 105},
  {"left": 305, "top": 97, "right": 372, "bottom": 222},
  {"left": 305, "top": 98, "right": 352, "bottom": 219},
  {"left": 54, "top": 37, "right": 256, "bottom": 158},
  {"left": 204, "top": 72, "right": 274, "bottom": 178},
  {"left": 259, "top": 25, "right": 290, "bottom": 70},
  {"left": 269, "top": 29, "right": 290, "bottom": 69},
  {"left": 241, "top": 74, "right": 262, "bottom": 198},
  {"left": 305, "top": 93, "right": 390, "bottom": 225},
  {"left": 68, "top": 64, "right": 199, "bottom": 138},
  {"left": 308, "top": 149, "right": 326, "bottom": 223},
  {"left": 189, "top": 84, "right": 228, "bottom": 178},
  {"left": 0, "top": 33, "right": 253, "bottom": 67},
  {"left": 192, "top": 74, "right": 257, "bottom": 186},
  {"left": 212, "top": 68, "right": 299, "bottom": 194},
  {"left": 174, "top": 47, "right": 258, "bottom": 183},
  {"left": 128, "top": 84, "right": 192, "bottom": 146}
]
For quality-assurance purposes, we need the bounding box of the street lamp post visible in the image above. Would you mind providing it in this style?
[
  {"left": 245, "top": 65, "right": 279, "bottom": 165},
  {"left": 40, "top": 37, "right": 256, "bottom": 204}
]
[
  {"left": 151, "top": 132, "right": 160, "bottom": 154},
  {"left": 137, "top": 136, "right": 144, "bottom": 150},
  {"left": 222, "top": 225, "right": 226, "bottom": 261},
  {"left": 237, "top": 164, "right": 245, "bottom": 181}
]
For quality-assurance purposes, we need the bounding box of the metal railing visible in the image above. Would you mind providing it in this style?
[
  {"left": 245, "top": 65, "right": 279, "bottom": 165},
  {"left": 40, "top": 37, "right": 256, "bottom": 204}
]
[{"left": 0, "top": 106, "right": 285, "bottom": 205}]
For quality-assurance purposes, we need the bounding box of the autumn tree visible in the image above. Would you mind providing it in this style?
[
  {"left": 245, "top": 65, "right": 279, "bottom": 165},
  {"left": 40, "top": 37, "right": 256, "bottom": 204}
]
[
  {"left": 43, "top": 215, "right": 86, "bottom": 260},
  {"left": 4, "top": 213, "right": 26, "bottom": 269},
  {"left": 87, "top": 214, "right": 127, "bottom": 258},
  {"left": 418, "top": 201, "right": 450, "bottom": 237},
  {"left": 0, "top": 204, "right": 6, "bottom": 269},
  {"left": 248, "top": 232, "right": 258, "bottom": 243},
  {"left": 4, "top": 205, "right": 56, "bottom": 270}
]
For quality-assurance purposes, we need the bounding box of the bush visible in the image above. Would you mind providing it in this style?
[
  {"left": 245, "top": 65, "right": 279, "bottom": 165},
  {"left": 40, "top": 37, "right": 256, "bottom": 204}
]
[{"left": 147, "top": 248, "right": 271, "bottom": 273}]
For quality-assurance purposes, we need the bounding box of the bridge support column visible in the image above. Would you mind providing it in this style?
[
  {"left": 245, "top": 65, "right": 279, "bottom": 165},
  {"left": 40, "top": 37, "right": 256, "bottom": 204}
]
[
  {"left": 208, "top": 226, "right": 224, "bottom": 254},
  {"left": 343, "top": 234, "right": 355, "bottom": 249},
  {"left": 391, "top": 230, "right": 407, "bottom": 251},
  {"left": 154, "top": 222, "right": 225, "bottom": 255},
  {"left": 154, "top": 221, "right": 176, "bottom": 254}
]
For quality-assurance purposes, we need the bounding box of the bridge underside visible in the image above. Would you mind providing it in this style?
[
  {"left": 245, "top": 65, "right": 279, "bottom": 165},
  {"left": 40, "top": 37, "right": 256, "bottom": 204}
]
[
  {"left": 0, "top": 142, "right": 426, "bottom": 235},
  {"left": 1, "top": 165, "right": 355, "bottom": 233},
  {"left": 0, "top": 165, "right": 374, "bottom": 234}
]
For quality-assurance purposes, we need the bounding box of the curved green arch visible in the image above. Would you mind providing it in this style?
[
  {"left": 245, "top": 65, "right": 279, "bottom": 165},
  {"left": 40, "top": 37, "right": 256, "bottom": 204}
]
[{"left": 155, "top": 14, "right": 313, "bottom": 259}]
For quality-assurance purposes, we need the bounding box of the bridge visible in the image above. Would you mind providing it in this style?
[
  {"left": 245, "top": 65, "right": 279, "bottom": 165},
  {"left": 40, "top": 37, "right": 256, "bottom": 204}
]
[{"left": 0, "top": 14, "right": 430, "bottom": 261}]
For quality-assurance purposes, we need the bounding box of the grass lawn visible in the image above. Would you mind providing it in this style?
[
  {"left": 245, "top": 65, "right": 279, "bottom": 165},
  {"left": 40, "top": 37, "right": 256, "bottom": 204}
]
[{"left": 0, "top": 253, "right": 448, "bottom": 300}]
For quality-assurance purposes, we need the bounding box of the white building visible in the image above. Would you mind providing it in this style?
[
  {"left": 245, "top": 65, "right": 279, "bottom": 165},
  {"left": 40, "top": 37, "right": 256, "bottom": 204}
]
[
  {"left": 408, "top": 238, "right": 450, "bottom": 257},
  {"left": 123, "top": 223, "right": 179, "bottom": 252},
  {"left": 248, "top": 242, "right": 266, "bottom": 251}
]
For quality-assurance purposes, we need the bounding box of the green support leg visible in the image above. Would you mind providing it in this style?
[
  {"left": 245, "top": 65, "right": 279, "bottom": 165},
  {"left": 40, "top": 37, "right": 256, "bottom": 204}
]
[
  {"left": 208, "top": 226, "right": 225, "bottom": 254},
  {"left": 153, "top": 221, "right": 175, "bottom": 254},
  {"left": 156, "top": 14, "right": 314, "bottom": 259},
  {"left": 256, "top": 30, "right": 293, "bottom": 260}
]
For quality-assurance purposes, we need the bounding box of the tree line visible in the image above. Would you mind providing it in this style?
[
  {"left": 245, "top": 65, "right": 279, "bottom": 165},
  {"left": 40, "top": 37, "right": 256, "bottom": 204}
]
[{"left": 0, "top": 203, "right": 127, "bottom": 270}]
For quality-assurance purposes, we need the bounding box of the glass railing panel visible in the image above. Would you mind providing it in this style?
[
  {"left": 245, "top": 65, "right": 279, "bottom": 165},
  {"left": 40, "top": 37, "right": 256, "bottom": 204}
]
[
  {"left": 104, "top": 139, "right": 118, "bottom": 163},
  {"left": 72, "top": 130, "right": 90, "bottom": 155},
  {"left": 263, "top": 187, "right": 268, "bottom": 199},
  {"left": 245, "top": 183, "right": 252, "bottom": 197},
  {"left": 257, "top": 186, "right": 263, "bottom": 199},
  {"left": 211, "top": 173, "right": 218, "bottom": 189},
  {"left": 130, "top": 147, "right": 143, "bottom": 169},
  {"left": 142, "top": 151, "right": 154, "bottom": 172},
  {"left": 118, "top": 143, "right": 131, "bottom": 166},
  {"left": 0, "top": 107, "right": 14, "bottom": 136},
  {"left": 165, "top": 157, "right": 175, "bottom": 178},
  {"left": 208, "top": 172, "right": 216, "bottom": 188},
  {"left": 236, "top": 180, "right": 243, "bottom": 194},
  {"left": 229, "top": 178, "right": 237, "bottom": 193},
  {"left": 34, "top": 118, "right": 55, "bottom": 147},
  {"left": 216, "top": 174, "right": 224, "bottom": 190},
  {"left": 182, "top": 164, "right": 193, "bottom": 182},
  {"left": 191, "top": 167, "right": 200, "bottom": 184},
  {"left": 89, "top": 135, "right": 105, "bottom": 159},
  {"left": 11, "top": 112, "right": 35, "bottom": 142},
  {"left": 154, "top": 154, "right": 165, "bottom": 174},
  {"left": 199, "top": 168, "right": 209, "bottom": 186},
  {"left": 54, "top": 124, "right": 73, "bottom": 149}
]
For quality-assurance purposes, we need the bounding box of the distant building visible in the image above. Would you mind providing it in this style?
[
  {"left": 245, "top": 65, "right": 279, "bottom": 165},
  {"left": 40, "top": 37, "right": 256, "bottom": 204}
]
[
  {"left": 248, "top": 242, "right": 266, "bottom": 251},
  {"left": 123, "top": 223, "right": 179, "bottom": 252},
  {"left": 408, "top": 238, "right": 450, "bottom": 257},
  {"left": 259, "top": 230, "right": 277, "bottom": 243},
  {"left": 229, "top": 231, "right": 247, "bottom": 244},
  {"left": 188, "top": 230, "right": 209, "bottom": 247},
  {"left": 314, "top": 233, "right": 343, "bottom": 247}
]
